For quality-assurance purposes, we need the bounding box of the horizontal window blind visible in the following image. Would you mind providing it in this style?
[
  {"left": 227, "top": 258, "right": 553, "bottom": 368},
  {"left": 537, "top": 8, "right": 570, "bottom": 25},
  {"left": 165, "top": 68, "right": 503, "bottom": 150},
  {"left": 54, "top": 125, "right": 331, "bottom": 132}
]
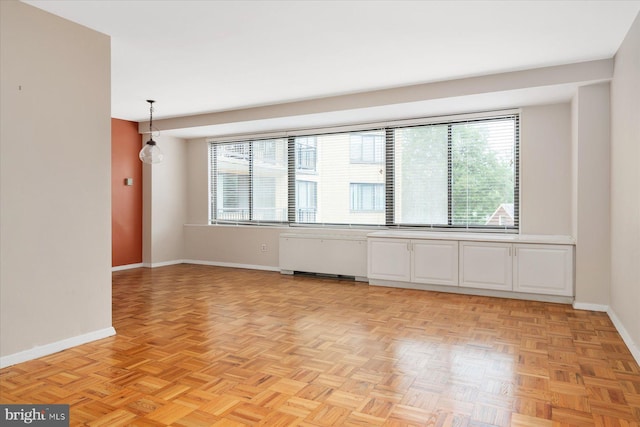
[
  {"left": 211, "top": 138, "right": 288, "bottom": 224},
  {"left": 293, "top": 130, "right": 385, "bottom": 226},
  {"left": 210, "top": 111, "right": 519, "bottom": 230},
  {"left": 393, "top": 115, "right": 518, "bottom": 229},
  {"left": 451, "top": 117, "right": 518, "bottom": 228},
  {"left": 394, "top": 124, "right": 449, "bottom": 225}
]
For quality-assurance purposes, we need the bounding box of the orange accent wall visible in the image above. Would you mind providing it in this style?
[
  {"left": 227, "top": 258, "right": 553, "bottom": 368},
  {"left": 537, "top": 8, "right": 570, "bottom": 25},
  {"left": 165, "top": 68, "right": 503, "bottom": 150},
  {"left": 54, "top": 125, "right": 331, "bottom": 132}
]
[{"left": 112, "top": 118, "right": 143, "bottom": 267}]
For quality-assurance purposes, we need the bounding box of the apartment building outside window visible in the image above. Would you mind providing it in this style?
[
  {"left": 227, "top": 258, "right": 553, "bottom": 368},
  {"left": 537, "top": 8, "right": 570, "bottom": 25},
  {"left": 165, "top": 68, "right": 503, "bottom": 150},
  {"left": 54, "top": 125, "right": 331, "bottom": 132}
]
[
  {"left": 350, "top": 133, "right": 384, "bottom": 164},
  {"left": 295, "top": 181, "right": 317, "bottom": 223},
  {"left": 350, "top": 183, "right": 384, "bottom": 212},
  {"left": 209, "top": 111, "right": 518, "bottom": 230},
  {"left": 295, "top": 137, "right": 317, "bottom": 172}
]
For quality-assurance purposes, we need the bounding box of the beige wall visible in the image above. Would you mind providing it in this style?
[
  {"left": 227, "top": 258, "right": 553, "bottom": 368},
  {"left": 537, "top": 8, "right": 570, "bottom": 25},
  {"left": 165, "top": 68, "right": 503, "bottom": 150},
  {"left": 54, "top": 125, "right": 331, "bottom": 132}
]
[
  {"left": 0, "top": 1, "right": 112, "bottom": 361},
  {"left": 572, "top": 83, "right": 611, "bottom": 307},
  {"left": 610, "top": 12, "right": 640, "bottom": 358},
  {"left": 519, "top": 104, "right": 572, "bottom": 236},
  {"left": 184, "top": 225, "right": 282, "bottom": 269},
  {"left": 143, "top": 134, "right": 188, "bottom": 265},
  {"left": 186, "top": 139, "right": 210, "bottom": 224}
]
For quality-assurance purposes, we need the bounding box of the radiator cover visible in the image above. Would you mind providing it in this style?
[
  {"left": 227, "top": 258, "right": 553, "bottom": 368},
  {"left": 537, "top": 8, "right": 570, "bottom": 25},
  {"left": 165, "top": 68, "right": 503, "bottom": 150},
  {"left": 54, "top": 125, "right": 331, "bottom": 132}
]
[{"left": 279, "top": 233, "right": 368, "bottom": 280}]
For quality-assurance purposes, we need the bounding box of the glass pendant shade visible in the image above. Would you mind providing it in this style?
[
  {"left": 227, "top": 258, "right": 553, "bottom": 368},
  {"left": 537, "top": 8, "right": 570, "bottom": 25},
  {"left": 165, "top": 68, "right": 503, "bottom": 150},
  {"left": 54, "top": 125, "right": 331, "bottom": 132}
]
[
  {"left": 140, "top": 99, "right": 163, "bottom": 164},
  {"left": 139, "top": 140, "right": 164, "bottom": 164}
]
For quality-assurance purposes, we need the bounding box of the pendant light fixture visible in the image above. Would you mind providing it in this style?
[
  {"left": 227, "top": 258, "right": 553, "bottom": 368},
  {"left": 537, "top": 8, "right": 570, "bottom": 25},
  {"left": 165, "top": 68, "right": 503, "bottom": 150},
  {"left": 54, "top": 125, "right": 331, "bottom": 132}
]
[{"left": 139, "top": 100, "right": 164, "bottom": 164}]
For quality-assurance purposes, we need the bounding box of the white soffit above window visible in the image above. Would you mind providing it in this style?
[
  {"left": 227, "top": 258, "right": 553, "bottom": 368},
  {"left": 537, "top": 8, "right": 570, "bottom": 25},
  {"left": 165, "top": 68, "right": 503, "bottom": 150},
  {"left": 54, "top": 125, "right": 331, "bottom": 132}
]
[
  {"left": 23, "top": 0, "right": 640, "bottom": 132},
  {"left": 167, "top": 84, "right": 575, "bottom": 139}
]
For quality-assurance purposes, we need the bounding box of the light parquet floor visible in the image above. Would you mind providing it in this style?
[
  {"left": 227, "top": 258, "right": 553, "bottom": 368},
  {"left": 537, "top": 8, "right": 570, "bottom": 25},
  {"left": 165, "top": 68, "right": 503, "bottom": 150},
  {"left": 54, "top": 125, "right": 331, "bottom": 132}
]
[{"left": 1, "top": 264, "right": 639, "bottom": 426}]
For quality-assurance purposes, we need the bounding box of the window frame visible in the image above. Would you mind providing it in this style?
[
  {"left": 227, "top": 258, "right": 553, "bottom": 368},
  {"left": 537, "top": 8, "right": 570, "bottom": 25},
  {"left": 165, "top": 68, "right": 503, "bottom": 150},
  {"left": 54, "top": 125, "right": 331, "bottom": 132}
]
[
  {"left": 295, "top": 180, "right": 318, "bottom": 223},
  {"left": 350, "top": 133, "right": 385, "bottom": 164},
  {"left": 209, "top": 110, "right": 519, "bottom": 231},
  {"left": 390, "top": 116, "right": 519, "bottom": 229},
  {"left": 295, "top": 136, "right": 317, "bottom": 173},
  {"left": 350, "top": 183, "right": 385, "bottom": 212},
  {"left": 210, "top": 138, "right": 288, "bottom": 225}
]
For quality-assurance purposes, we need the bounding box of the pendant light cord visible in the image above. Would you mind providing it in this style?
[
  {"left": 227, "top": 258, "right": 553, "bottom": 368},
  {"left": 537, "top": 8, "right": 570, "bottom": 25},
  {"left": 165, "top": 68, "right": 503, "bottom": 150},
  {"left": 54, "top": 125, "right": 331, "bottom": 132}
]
[
  {"left": 148, "top": 100, "right": 154, "bottom": 135},
  {"left": 147, "top": 99, "right": 155, "bottom": 144}
]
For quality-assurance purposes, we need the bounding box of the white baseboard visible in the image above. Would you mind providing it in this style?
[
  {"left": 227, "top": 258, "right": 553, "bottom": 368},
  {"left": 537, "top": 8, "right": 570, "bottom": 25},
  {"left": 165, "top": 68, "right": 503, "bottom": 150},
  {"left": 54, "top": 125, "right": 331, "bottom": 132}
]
[
  {"left": 145, "top": 259, "right": 185, "bottom": 268},
  {"left": 572, "top": 302, "right": 609, "bottom": 312},
  {"left": 112, "top": 263, "right": 144, "bottom": 272},
  {"left": 183, "top": 259, "right": 280, "bottom": 272},
  {"left": 141, "top": 259, "right": 279, "bottom": 272},
  {"left": 573, "top": 302, "right": 640, "bottom": 365},
  {"left": 0, "top": 327, "right": 116, "bottom": 368},
  {"left": 607, "top": 308, "right": 640, "bottom": 365}
]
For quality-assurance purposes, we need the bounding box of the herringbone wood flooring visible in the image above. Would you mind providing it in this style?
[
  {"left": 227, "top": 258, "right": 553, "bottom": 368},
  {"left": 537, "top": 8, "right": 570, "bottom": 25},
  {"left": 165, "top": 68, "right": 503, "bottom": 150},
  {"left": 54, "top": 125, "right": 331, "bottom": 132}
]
[{"left": 1, "top": 264, "right": 639, "bottom": 426}]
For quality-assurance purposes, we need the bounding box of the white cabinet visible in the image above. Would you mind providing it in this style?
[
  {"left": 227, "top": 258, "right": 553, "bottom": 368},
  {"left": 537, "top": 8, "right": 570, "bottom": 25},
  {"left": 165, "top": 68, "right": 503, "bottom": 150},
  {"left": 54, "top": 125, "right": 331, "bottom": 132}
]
[
  {"left": 368, "top": 238, "right": 458, "bottom": 286},
  {"left": 368, "top": 233, "right": 574, "bottom": 299},
  {"left": 458, "top": 241, "right": 574, "bottom": 296},
  {"left": 459, "top": 242, "right": 512, "bottom": 291},
  {"left": 513, "top": 244, "right": 573, "bottom": 296},
  {"left": 367, "top": 238, "right": 411, "bottom": 282},
  {"left": 412, "top": 240, "right": 459, "bottom": 286}
]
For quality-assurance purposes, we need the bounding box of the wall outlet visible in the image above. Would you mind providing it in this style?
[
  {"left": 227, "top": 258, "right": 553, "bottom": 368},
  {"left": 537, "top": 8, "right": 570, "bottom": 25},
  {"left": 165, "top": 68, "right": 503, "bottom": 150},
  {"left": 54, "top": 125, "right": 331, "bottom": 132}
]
[{"left": 260, "top": 243, "right": 267, "bottom": 252}]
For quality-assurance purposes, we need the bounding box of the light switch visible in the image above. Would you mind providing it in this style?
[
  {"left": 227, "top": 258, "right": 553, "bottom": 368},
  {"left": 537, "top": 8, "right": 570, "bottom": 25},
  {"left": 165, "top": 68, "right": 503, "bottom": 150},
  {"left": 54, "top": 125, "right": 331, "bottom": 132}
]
[{"left": 124, "top": 178, "right": 133, "bottom": 186}]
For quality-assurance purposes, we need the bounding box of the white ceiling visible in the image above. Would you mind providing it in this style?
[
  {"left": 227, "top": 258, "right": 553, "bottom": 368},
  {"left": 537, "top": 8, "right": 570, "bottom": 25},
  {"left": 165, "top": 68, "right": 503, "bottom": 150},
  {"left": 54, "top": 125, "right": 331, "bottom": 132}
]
[{"left": 22, "top": 0, "right": 640, "bottom": 136}]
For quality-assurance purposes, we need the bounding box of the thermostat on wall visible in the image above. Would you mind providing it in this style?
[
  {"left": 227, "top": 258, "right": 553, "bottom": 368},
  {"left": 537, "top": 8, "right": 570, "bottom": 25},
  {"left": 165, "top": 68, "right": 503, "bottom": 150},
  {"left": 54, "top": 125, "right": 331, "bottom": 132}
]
[{"left": 124, "top": 178, "right": 133, "bottom": 186}]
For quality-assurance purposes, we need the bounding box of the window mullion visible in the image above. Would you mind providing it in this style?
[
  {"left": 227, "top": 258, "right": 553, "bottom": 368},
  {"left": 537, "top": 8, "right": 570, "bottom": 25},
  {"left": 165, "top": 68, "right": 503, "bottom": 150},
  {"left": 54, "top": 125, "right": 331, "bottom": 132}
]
[
  {"left": 513, "top": 115, "right": 520, "bottom": 229},
  {"left": 211, "top": 145, "right": 217, "bottom": 223},
  {"left": 385, "top": 128, "right": 394, "bottom": 226},
  {"left": 249, "top": 142, "right": 253, "bottom": 221},
  {"left": 287, "top": 136, "right": 296, "bottom": 224},
  {"left": 447, "top": 124, "right": 452, "bottom": 226}
]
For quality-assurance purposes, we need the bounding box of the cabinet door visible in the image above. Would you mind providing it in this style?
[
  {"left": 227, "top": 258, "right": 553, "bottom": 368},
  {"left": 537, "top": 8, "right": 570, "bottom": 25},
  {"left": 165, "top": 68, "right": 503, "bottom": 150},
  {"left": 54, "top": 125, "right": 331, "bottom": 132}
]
[
  {"left": 513, "top": 244, "right": 574, "bottom": 296},
  {"left": 412, "top": 240, "right": 459, "bottom": 286},
  {"left": 368, "top": 238, "right": 411, "bottom": 282},
  {"left": 459, "top": 242, "right": 512, "bottom": 291}
]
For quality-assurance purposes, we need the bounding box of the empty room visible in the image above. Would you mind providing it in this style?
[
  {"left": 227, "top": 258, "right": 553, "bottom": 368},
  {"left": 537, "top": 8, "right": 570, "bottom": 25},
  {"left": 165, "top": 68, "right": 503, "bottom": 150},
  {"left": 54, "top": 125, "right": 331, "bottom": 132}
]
[{"left": 1, "top": 1, "right": 639, "bottom": 425}]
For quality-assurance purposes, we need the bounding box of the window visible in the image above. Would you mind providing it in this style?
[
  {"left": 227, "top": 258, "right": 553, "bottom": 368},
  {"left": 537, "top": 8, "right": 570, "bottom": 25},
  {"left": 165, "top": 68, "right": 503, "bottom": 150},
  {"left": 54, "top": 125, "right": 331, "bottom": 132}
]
[
  {"left": 255, "top": 139, "right": 277, "bottom": 164},
  {"left": 218, "top": 172, "right": 249, "bottom": 220},
  {"left": 292, "top": 131, "right": 385, "bottom": 226},
  {"left": 210, "top": 112, "right": 518, "bottom": 230},
  {"left": 394, "top": 125, "right": 448, "bottom": 225},
  {"left": 295, "top": 181, "right": 317, "bottom": 223},
  {"left": 451, "top": 119, "right": 516, "bottom": 227},
  {"left": 351, "top": 183, "right": 384, "bottom": 211},
  {"left": 350, "top": 133, "right": 384, "bottom": 163},
  {"left": 394, "top": 116, "right": 518, "bottom": 228},
  {"left": 295, "top": 137, "right": 316, "bottom": 172},
  {"left": 211, "top": 139, "right": 288, "bottom": 223},
  {"left": 218, "top": 143, "right": 250, "bottom": 161}
]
